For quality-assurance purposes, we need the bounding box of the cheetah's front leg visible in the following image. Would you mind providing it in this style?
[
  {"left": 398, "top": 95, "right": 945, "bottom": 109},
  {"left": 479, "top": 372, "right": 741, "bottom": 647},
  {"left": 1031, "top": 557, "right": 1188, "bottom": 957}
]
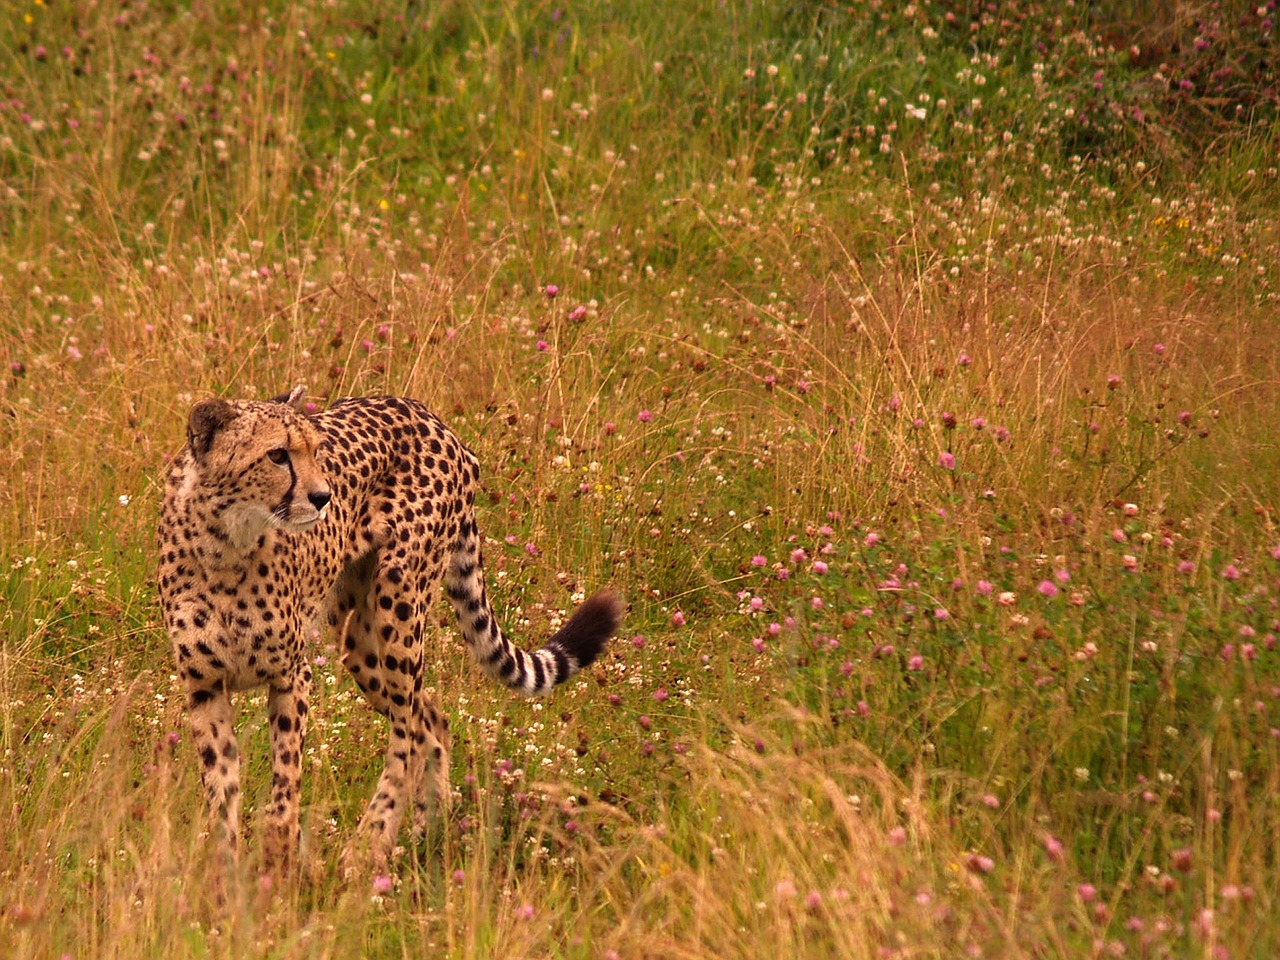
[
  {"left": 264, "top": 669, "right": 312, "bottom": 877},
  {"left": 186, "top": 681, "right": 242, "bottom": 880}
]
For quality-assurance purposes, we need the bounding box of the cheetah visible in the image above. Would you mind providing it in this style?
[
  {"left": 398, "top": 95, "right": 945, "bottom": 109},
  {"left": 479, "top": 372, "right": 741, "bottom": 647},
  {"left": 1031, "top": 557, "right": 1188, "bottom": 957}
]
[{"left": 157, "top": 386, "right": 621, "bottom": 876}]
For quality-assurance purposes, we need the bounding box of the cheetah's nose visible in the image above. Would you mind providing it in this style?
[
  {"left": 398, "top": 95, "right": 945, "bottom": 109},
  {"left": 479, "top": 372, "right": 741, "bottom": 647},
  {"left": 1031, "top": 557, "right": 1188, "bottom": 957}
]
[{"left": 309, "top": 490, "right": 332, "bottom": 512}]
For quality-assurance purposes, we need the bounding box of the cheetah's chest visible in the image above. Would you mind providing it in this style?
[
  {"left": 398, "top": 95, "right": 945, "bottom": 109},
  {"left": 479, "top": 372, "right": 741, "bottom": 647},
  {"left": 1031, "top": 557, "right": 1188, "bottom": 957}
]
[{"left": 201, "top": 569, "right": 329, "bottom": 690}]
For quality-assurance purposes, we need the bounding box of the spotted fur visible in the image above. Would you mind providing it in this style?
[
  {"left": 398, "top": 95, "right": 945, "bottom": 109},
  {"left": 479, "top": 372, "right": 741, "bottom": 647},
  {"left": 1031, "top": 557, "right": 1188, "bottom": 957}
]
[{"left": 157, "top": 388, "right": 621, "bottom": 875}]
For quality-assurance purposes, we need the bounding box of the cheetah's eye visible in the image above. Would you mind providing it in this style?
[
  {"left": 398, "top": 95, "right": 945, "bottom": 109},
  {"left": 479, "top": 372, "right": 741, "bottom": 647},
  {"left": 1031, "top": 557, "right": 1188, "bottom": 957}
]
[{"left": 266, "top": 448, "right": 290, "bottom": 466}]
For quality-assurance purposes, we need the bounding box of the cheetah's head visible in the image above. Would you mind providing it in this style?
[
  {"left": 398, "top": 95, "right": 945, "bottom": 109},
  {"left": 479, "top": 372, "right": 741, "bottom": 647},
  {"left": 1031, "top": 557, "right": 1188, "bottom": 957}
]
[{"left": 185, "top": 388, "right": 332, "bottom": 547}]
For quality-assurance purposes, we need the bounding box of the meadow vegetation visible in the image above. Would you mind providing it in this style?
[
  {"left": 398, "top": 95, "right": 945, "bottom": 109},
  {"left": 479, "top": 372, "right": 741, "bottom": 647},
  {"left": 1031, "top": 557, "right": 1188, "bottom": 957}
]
[{"left": 2, "top": 1, "right": 1279, "bottom": 956}]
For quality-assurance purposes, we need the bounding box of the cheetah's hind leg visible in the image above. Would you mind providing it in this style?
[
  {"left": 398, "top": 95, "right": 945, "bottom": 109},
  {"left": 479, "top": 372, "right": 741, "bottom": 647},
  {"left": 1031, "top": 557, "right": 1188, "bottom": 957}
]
[{"left": 411, "top": 683, "right": 451, "bottom": 839}]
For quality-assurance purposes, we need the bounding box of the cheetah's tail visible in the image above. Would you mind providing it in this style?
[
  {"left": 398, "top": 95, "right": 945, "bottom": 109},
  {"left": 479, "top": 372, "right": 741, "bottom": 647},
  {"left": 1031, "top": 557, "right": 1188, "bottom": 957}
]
[{"left": 444, "top": 517, "right": 622, "bottom": 696}]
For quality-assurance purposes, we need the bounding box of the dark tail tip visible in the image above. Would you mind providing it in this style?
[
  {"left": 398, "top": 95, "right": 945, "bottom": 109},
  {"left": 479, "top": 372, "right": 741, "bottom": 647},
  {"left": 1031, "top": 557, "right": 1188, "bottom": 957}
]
[{"left": 549, "top": 589, "right": 624, "bottom": 671}]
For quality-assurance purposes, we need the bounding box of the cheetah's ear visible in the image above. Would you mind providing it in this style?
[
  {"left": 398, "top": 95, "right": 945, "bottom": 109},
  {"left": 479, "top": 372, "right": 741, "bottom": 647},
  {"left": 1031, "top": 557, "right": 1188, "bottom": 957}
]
[
  {"left": 270, "top": 385, "right": 307, "bottom": 411},
  {"left": 187, "top": 398, "right": 237, "bottom": 459}
]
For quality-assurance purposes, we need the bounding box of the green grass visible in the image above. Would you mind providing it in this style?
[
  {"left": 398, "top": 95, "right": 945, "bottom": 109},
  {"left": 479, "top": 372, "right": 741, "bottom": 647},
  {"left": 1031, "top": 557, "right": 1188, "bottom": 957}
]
[{"left": 3, "top": 1, "right": 1280, "bottom": 957}]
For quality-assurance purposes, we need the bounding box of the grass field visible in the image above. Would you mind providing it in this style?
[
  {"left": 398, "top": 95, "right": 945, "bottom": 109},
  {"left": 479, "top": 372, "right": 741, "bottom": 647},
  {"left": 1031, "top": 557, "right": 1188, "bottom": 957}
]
[{"left": 2, "top": 1, "right": 1280, "bottom": 957}]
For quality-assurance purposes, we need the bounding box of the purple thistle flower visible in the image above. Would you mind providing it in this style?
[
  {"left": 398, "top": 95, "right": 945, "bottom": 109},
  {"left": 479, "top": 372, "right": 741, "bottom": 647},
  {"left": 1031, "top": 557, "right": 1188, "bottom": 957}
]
[
  {"left": 967, "top": 854, "right": 995, "bottom": 874},
  {"left": 1039, "top": 834, "right": 1059, "bottom": 865}
]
